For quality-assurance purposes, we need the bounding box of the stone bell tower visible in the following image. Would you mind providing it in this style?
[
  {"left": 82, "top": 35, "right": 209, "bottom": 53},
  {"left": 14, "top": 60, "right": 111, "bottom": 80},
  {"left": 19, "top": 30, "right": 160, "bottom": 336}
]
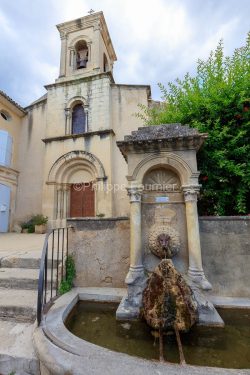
[{"left": 56, "top": 11, "right": 117, "bottom": 81}]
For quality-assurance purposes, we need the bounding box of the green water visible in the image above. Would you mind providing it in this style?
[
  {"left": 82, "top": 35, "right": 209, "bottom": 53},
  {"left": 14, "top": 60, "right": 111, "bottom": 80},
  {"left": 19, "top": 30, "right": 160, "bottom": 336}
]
[{"left": 65, "top": 301, "right": 250, "bottom": 369}]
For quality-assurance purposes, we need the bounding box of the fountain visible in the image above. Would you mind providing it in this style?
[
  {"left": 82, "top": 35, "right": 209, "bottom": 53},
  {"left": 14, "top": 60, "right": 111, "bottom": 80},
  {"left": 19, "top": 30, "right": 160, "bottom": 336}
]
[
  {"left": 34, "top": 124, "right": 249, "bottom": 375},
  {"left": 116, "top": 124, "right": 224, "bottom": 328}
]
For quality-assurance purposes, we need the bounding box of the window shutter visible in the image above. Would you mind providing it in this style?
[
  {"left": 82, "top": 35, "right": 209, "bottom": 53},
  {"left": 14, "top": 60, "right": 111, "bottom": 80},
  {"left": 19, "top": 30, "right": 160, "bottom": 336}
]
[
  {"left": 0, "top": 130, "right": 12, "bottom": 167},
  {"left": 0, "top": 131, "right": 6, "bottom": 165},
  {"left": 5, "top": 133, "right": 12, "bottom": 167}
]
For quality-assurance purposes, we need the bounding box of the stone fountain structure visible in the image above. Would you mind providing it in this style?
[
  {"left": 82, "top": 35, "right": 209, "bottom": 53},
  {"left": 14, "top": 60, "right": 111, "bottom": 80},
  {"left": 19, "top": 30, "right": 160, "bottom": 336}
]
[{"left": 116, "top": 124, "right": 223, "bottom": 327}]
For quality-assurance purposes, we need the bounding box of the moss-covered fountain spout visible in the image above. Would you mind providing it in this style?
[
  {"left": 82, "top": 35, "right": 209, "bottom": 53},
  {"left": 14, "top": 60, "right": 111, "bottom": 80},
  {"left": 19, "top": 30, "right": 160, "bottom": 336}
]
[{"left": 142, "top": 228, "right": 198, "bottom": 363}]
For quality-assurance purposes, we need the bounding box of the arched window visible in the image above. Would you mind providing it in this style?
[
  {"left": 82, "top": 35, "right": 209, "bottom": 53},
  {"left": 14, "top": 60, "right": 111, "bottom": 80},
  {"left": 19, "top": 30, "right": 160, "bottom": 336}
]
[
  {"left": 75, "top": 40, "right": 88, "bottom": 69},
  {"left": 103, "top": 53, "right": 108, "bottom": 72},
  {"left": 72, "top": 104, "right": 86, "bottom": 134}
]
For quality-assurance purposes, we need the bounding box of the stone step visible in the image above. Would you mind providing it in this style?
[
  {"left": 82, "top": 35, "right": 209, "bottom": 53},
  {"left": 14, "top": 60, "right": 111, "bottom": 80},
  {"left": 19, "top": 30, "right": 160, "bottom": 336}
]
[
  {"left": 0, "top": 288, "right": 37, "bottom": 322},
  {"left": 1, "top": 255, "right": 58, "bottom": 269},
  {"left": 0, "top": 319, "right": 39, "bottom": 374},
  {"left": 0, "top": 268, "right": 57, "bottom": 290}
]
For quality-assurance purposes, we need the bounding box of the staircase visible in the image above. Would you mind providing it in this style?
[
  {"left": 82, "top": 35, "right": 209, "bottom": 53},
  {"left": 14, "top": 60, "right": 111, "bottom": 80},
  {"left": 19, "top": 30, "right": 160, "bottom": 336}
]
[
  {"left": 0, "top": 263, "right": 39, "bottom": 323},
  {"left": 0, "top": 234, "right": 46, "bottom": 375}
]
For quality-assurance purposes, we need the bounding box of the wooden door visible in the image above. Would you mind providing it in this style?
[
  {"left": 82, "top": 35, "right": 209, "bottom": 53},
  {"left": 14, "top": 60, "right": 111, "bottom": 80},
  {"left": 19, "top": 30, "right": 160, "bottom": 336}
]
[{"left": 70, "top": 183, "right": 95, "bottom": 217}]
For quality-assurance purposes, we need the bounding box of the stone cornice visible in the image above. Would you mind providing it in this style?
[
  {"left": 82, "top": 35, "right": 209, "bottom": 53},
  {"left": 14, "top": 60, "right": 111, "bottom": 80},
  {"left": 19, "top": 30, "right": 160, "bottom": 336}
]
[
  {"left": 117, "top": 136, "right": 207, "bottom": 161},
  {"left": 42, "top": 129, "right": 115, "bottom": 143},
  {"left": 45, "top": 71, "right": 115, "bottom": 89},
  {"left": 117, "top": 124, "right": 208, "bottom": 161}
]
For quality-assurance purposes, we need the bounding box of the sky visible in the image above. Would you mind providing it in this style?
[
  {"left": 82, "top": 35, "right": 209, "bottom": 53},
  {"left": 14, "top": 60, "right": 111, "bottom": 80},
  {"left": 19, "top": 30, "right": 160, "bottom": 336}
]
[{"left": 0, "top": 0, "right": 249, "bottom": 107}]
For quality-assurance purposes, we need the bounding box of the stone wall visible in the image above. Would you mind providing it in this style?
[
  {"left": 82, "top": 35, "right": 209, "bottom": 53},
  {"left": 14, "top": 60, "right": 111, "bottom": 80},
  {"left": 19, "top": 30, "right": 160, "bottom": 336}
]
[
  {"left": 68, "top": 216, "right": 250, "bottom": 298},
  {"left": 68, "top": 217, "right": 130, "bottom": 288},
  {"left": 200, "top": 217, "right": 250, "bottom": 297},
  {"left": 15, "top": 100, "right": 46, "bottom": 223}
]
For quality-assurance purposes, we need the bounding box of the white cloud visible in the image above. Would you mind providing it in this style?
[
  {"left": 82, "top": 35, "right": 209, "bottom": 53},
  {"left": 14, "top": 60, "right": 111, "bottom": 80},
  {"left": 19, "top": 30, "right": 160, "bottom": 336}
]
[
  {"left": 0, "top": 0, "right": 249, "bottom": 105},
  {"left": 0, "top": 8, "right": 16, "bottom": 37}
]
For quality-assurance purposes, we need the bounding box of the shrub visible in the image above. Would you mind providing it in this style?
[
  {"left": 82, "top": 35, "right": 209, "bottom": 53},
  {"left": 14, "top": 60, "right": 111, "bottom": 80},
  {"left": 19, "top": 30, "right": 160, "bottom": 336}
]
[
  {"left": 31, "top": 214, "right": 48, "bottom": 225},
  {"left": 21, "top": 214, "right": 48, "bottom": 233},
  {"left": 59, "top": 255, "right": 76, "bottom": 295},
  {"left": 137, "top": 33, "right": 250, "bottom": 215}
]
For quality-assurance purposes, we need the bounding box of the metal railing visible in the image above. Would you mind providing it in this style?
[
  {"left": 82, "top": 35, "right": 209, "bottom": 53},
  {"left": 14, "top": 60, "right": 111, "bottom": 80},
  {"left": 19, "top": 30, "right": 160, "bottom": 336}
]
[{"left": 37, "top": 227, "right": 70, "bottom": 325}]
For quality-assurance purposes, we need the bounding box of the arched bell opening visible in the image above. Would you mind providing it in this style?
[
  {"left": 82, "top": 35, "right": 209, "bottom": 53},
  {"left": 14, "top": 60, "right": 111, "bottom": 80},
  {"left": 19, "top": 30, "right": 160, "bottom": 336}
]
[{"left": 75, "top": 40, "right": 89, "bottom": 69}]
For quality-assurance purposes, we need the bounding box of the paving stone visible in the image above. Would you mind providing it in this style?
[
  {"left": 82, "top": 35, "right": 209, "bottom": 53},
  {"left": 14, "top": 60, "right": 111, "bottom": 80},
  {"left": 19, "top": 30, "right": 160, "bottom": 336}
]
[{"left": 0, "top": 320, "right": 39, "bottom": 375}]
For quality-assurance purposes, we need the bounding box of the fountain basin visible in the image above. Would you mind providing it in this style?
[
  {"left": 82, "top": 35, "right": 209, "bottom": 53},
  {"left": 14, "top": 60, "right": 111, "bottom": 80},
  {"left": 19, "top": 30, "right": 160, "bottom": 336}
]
[{"left": 33, "top": 287, "right": 250, "bottom": 375}]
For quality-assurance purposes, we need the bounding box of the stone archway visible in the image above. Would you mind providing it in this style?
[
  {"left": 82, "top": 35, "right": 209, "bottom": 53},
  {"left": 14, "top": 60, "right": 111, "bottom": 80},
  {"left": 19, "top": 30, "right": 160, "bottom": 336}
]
[
  {"left": 47, "top": 151, "right": 106, "bottom": 221},
  {"left": 48, "top": 150, "right": 106, "bottom": 183}
]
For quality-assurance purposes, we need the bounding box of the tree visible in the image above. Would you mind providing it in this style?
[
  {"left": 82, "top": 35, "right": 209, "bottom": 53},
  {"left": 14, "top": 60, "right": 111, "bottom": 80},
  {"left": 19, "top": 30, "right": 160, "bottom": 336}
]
[{"left": 137, "top": 33, "right": 250, "bottom": 215}]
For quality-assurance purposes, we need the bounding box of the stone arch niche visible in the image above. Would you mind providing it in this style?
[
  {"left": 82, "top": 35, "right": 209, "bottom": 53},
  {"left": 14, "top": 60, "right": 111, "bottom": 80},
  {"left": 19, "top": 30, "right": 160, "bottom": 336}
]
[
  {"left": 141, "top": 166, "right": 188, "bottom": 275},
  {"left": 117, "top": 124, "right": 212, "bottom": 319},
  {"left": 46, "top": 150, "right": 107, "bottom": 226}
]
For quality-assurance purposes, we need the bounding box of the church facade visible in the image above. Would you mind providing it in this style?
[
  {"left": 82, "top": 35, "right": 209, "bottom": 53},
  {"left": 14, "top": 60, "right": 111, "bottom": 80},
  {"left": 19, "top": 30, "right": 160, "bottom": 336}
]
[{"left": 0, "top": 12, "right": 152, "bottom": 231}]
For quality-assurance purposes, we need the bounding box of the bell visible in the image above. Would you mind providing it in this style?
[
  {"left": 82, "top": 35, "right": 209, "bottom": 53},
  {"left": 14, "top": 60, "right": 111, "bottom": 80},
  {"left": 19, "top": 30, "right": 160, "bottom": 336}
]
[{"left": 79, "top": 58, "right": 86, "bottom": 68}]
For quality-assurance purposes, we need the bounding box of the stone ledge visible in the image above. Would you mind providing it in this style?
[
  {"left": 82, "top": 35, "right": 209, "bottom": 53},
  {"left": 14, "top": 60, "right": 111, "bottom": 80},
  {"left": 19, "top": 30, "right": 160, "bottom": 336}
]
[
  {"left": 0, "top": 320, "right": 39, "bottom": 375},
  {"left": 200, "top": 216, "right": 250, "bottom": 221},
  {"left": 67, "top": 216, "right": 129, "bottom": 222},
  {"left": 67, "top": 216, "right": 129, "bottom": 231},
  {"left": 42, "top": 129, "right": 115, "bottom": 143},
  {"left": 210, "top": 296, "right": 250, "bottom": 309}
]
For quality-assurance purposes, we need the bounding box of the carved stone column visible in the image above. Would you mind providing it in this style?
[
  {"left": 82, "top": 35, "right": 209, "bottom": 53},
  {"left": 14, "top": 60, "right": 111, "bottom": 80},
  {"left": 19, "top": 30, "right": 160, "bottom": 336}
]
[
  {"left": 125, "top": 186, "right": 147, "bottom": 309},
  {"left": 87, "top": 42, "right": 92, "bottom": 64},
  {"left": 92, "top": 23, "right": 101, "bottom": 72},
  {"left": 84, "top": 106, "right": 89, "bottom": 132},
  {"left": 183, "top": 186, "right": 212, "bottom": 290},
  {"left": 62, "top": 184, "right": 70, "bottom": 219},
  {"left": 69, "top": 48, "right": 74, "bottom": 68},
  {"left": 64, "top": 108, "right": 71, "bottom": 135},
  {"left": 59, "top": 33, "right": 67, "bottom": 77},
  {"left": 56, "top": 187, "right": 63, "bottom": 219}
]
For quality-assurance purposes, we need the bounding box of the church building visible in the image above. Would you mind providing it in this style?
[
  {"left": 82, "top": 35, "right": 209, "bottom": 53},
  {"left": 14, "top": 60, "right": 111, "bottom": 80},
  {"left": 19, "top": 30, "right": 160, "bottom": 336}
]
[{"left": 0, "top": 11, "right": 152, "bottom": 231}]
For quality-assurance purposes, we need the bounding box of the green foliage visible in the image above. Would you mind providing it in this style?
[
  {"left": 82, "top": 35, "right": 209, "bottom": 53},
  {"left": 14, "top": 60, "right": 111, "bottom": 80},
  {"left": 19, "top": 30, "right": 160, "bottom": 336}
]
[
  {"left": 31, "top": 214, "right": 48, "bottom": 225},
  {"left": 59, "top": 255, "right": 76, "bottom": 295},
  {"left": 21, "top": 219, "right": 35, "bottom": 233},
  {"left": 96, "top": 213, "right": 105, "bottom": 218},
  {"left": 21, "top": 214, "right": 48, "bottom": 233},
  {"left": 137, "top": 33, "right": 250, "bottom": 215}
]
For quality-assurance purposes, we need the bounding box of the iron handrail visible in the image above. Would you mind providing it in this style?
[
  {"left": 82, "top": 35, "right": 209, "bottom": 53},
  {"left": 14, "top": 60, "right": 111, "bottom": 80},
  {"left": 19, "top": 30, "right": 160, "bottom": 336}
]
[{"left": 37, "top": 227, "right": 70, "bottom": 325}]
